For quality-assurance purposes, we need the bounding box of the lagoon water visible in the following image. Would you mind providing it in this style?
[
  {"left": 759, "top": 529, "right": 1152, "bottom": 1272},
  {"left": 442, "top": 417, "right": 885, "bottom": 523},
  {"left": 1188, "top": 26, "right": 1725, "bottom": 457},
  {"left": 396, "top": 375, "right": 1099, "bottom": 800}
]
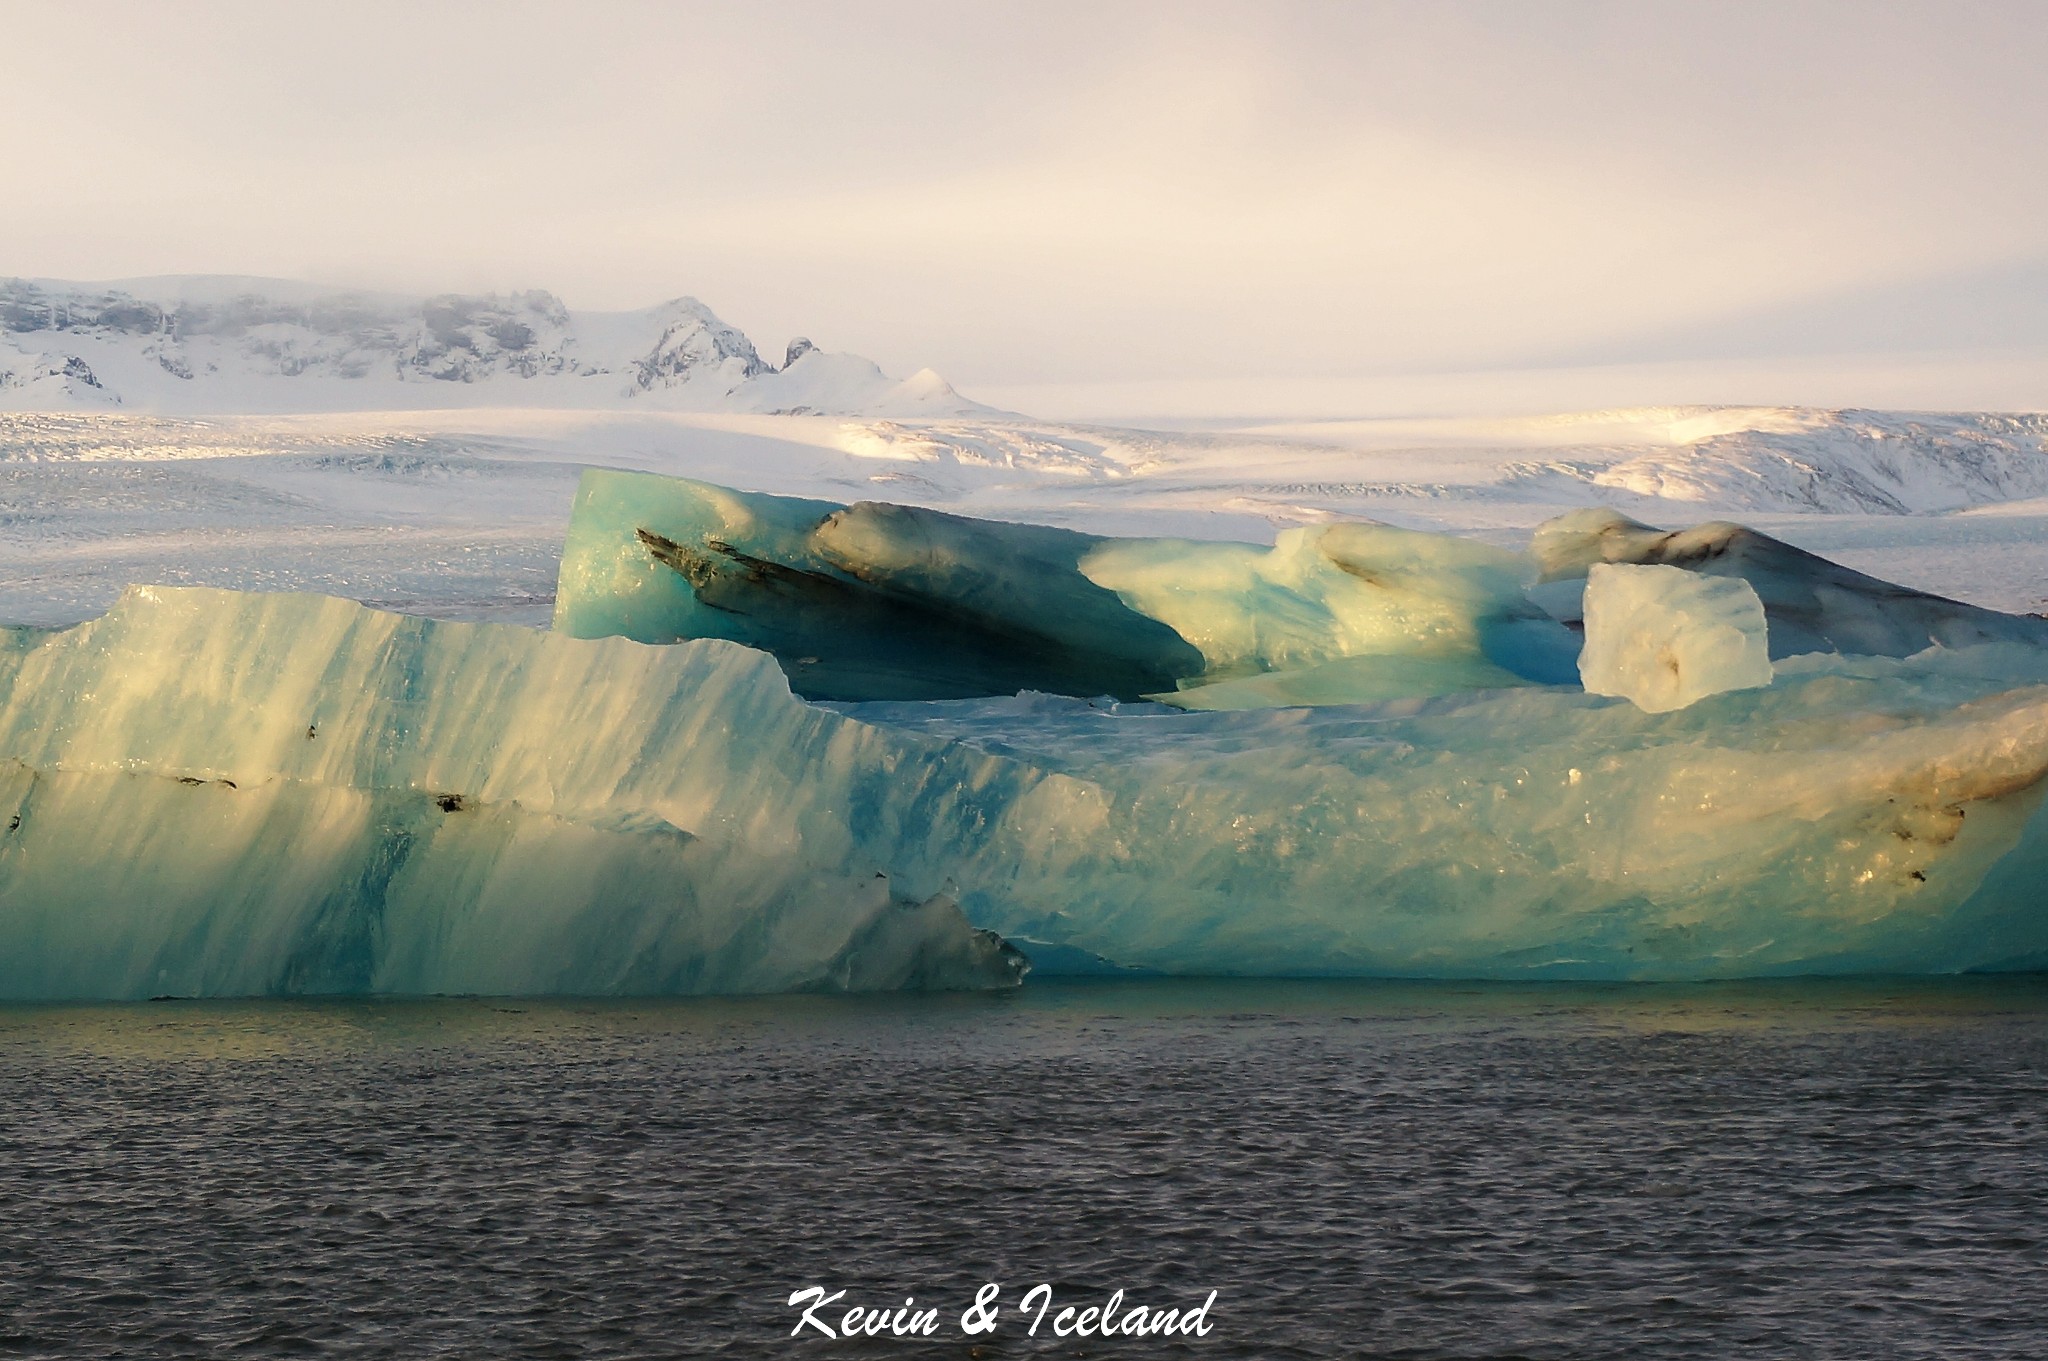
[{"left": 2, "top": 978, "right": 2046, "bottom": 1359}]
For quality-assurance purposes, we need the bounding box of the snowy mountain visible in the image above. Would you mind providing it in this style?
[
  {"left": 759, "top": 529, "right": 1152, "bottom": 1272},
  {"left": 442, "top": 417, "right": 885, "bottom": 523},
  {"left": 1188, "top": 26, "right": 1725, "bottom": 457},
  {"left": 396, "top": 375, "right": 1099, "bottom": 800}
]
[
  {"left": 1249, "top": 406, "right": 2048, "bottom": 517},
  {"left": 0, "top": 276, "right": 988, "bottom": 417},
  {"left": 1587, "top": 408, "right": 2048, "bottom": 514}
]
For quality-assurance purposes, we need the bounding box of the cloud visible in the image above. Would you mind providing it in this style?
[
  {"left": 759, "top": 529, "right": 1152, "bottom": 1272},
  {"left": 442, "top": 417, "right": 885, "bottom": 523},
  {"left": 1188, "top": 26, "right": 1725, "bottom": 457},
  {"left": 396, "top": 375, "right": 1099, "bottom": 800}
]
[{"left": 5, "top": 0, "right": 2044, "bottom": 399}]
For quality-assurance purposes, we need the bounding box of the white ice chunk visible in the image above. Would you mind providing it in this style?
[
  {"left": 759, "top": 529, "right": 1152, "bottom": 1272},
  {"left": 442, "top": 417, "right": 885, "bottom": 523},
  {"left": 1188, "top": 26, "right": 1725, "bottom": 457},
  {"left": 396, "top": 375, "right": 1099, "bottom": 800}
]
[
  {"left": 1579, "top": 563, "right": 1774, "bottom": 712},
  {"left": 1531, "top": 507, "right": 2048, "bottom": 658}
]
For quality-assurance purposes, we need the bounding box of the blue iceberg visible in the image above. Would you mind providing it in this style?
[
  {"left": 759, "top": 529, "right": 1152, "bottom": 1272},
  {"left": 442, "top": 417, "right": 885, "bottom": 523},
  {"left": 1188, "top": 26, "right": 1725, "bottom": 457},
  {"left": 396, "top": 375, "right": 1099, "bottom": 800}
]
[
  {"left": 551, "top": 470, "right": 1580, "bottom": 706},
  {"left": 7, "top": 476, "right": 2048, "bottom": 996},
  {"left": 839, "top": 642, "right": 2048, "bottom": 978},
  {"left": 0, "top": 587, "right": 1030, "bottom": 999}
]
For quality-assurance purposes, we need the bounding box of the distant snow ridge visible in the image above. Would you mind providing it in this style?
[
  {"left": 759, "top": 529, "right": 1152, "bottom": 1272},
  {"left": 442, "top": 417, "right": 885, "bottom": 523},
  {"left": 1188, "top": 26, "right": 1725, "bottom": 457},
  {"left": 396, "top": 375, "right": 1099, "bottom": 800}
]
[
  {"left": 1593, "top": 409, "right": 2048, "bottom": 514},
  {"left": 0, "top": 276, "right": 987, "bottom": 417},
  {"left": 838, "top": 421, "right": 1125, "bottom": 478}
]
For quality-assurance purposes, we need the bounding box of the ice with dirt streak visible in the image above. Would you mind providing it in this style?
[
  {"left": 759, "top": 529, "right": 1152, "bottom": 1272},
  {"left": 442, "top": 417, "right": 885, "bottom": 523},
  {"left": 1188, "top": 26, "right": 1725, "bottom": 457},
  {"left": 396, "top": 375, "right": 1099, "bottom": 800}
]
[
  {"left": 550, "top": 469, "right": 1580, "bottom": 707},
  {"left": 5, "top": 579, "right": 2048, "bottom": 988},
  {"left": 0, "top": 586, "right": 1030, "bottom": 1000}
]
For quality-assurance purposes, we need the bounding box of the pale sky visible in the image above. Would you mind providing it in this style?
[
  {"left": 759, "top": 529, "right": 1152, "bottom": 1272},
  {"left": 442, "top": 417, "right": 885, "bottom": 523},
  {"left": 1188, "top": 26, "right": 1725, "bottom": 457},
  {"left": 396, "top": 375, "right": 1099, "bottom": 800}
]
[{"left": 6, "top": 0, "right": 2046, "bottom": 416}]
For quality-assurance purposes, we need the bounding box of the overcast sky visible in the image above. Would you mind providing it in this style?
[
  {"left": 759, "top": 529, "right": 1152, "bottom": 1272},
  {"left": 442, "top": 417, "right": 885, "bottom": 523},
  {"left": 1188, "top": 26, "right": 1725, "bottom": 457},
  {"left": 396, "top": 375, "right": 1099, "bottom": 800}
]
[{"left": 7, "top": 1, "right": 2046, "bottom": 415}]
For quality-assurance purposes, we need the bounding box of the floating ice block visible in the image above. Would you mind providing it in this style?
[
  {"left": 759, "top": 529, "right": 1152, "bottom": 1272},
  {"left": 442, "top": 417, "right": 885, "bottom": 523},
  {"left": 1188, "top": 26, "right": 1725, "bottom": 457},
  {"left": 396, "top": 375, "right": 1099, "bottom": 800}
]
[
  {"left": 553, "top": 470, "right": 1580, "bottom": 706},
  {"left": 1532, "top": 507, "right": 2048, "bottom": 658},
  {"left": 0, "top": 587, "right": 1031, "bottom": 1000},
  {"left": 9, "top": 586, "right": 2048, "bottom": 993},
  {"left": 1578, "top": 563, "right": 1775, "bottom": 712}
]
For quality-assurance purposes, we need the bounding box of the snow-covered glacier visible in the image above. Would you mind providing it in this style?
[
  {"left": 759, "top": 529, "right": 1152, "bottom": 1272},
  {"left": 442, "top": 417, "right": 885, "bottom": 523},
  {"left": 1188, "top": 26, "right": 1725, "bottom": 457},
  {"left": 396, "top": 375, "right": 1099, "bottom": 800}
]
[
  {"left": 0, "top": 276, "right": 986, "bottom": 417},
  {"left": 1589, "top": 409, "right": 2048, "bottom": 514}
]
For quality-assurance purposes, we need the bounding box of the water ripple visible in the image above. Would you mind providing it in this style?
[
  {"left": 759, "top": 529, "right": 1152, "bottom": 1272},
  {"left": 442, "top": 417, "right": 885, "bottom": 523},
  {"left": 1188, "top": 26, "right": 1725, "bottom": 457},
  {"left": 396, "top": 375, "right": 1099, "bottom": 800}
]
[{"left": 0, "top": 977, "right": 2044, "bottom": 1358}]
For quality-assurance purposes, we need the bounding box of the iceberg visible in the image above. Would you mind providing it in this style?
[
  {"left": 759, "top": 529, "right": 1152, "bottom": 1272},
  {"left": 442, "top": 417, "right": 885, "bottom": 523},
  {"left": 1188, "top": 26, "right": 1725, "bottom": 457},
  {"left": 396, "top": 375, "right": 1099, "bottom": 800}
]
[
  {"left": 550, "top": 485, "right": 2048, "bottom": 980},
  {"left": 1578, "top": 564, "right": 1774, "bottom": 712},
  {"left": 553, "top": 470, "right": 1580, "bottom": 706},
  {"left": 841, "top": 645, "right": 2048, "bottom": 979},
  {"left": 1531, "top": 507, "right": 2048, "bottom": 658},
  {"left": 0, "top": 587, "right": 1031, "bottom": 1000},
  {"left": 15, "top": 470, "right": 2048, "bottom": 995},
  {"left": 553, "top": 472, "right": 1204, "bottom": 701},
  {"left": 3, "top": 585, "right": 2048, "bottom": 990}
]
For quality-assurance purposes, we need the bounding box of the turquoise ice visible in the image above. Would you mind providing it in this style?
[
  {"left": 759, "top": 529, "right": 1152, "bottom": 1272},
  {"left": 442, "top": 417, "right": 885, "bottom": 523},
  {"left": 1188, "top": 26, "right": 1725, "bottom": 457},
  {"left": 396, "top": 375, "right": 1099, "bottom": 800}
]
[
  {"left": 529, "top": 471, "right": 2048, "bottom": 981},
  {"left": 551, "top": 470, "right": 1580, "bottom": 706},
  {"left": 551, "top": 471, "right": 1202, "bottom": 701},
  {"left": 0, "top": 587, "right": 1030, "bottom": 999},
  {"left": 9, "top": 471, "right": 2048, "bottom": 997},
  {"left": 1, "top": 586, "right": 2046, "bottom": 993},
  {"left": 841, "top": 644, "right": 2048, "bottom": 978}
]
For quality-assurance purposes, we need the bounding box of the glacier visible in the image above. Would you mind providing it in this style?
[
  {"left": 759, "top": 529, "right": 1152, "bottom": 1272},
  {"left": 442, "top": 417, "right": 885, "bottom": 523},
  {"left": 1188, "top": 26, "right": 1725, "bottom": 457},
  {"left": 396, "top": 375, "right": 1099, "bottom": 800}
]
[
  {"left": 0, "top": 276, "right": 987, "bottom": 417},
  {"left": 1586, "top": 409, "right": 2048, "bottom": 514}
]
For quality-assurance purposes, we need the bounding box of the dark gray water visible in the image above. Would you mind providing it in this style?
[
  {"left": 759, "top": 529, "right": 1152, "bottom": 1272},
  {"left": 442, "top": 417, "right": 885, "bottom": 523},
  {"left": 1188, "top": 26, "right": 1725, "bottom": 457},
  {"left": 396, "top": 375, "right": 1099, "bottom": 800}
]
[{"left": 3, "top": 978, "right": 2047, "bottom": 1359}]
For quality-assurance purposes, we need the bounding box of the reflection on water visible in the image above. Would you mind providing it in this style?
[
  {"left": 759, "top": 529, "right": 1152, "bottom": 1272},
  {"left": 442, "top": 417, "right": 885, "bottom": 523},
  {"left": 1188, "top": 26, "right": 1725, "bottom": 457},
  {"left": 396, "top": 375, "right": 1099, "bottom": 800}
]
[{"left": 3, "top": 977, "right": 2046, "bottom": 1358}]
